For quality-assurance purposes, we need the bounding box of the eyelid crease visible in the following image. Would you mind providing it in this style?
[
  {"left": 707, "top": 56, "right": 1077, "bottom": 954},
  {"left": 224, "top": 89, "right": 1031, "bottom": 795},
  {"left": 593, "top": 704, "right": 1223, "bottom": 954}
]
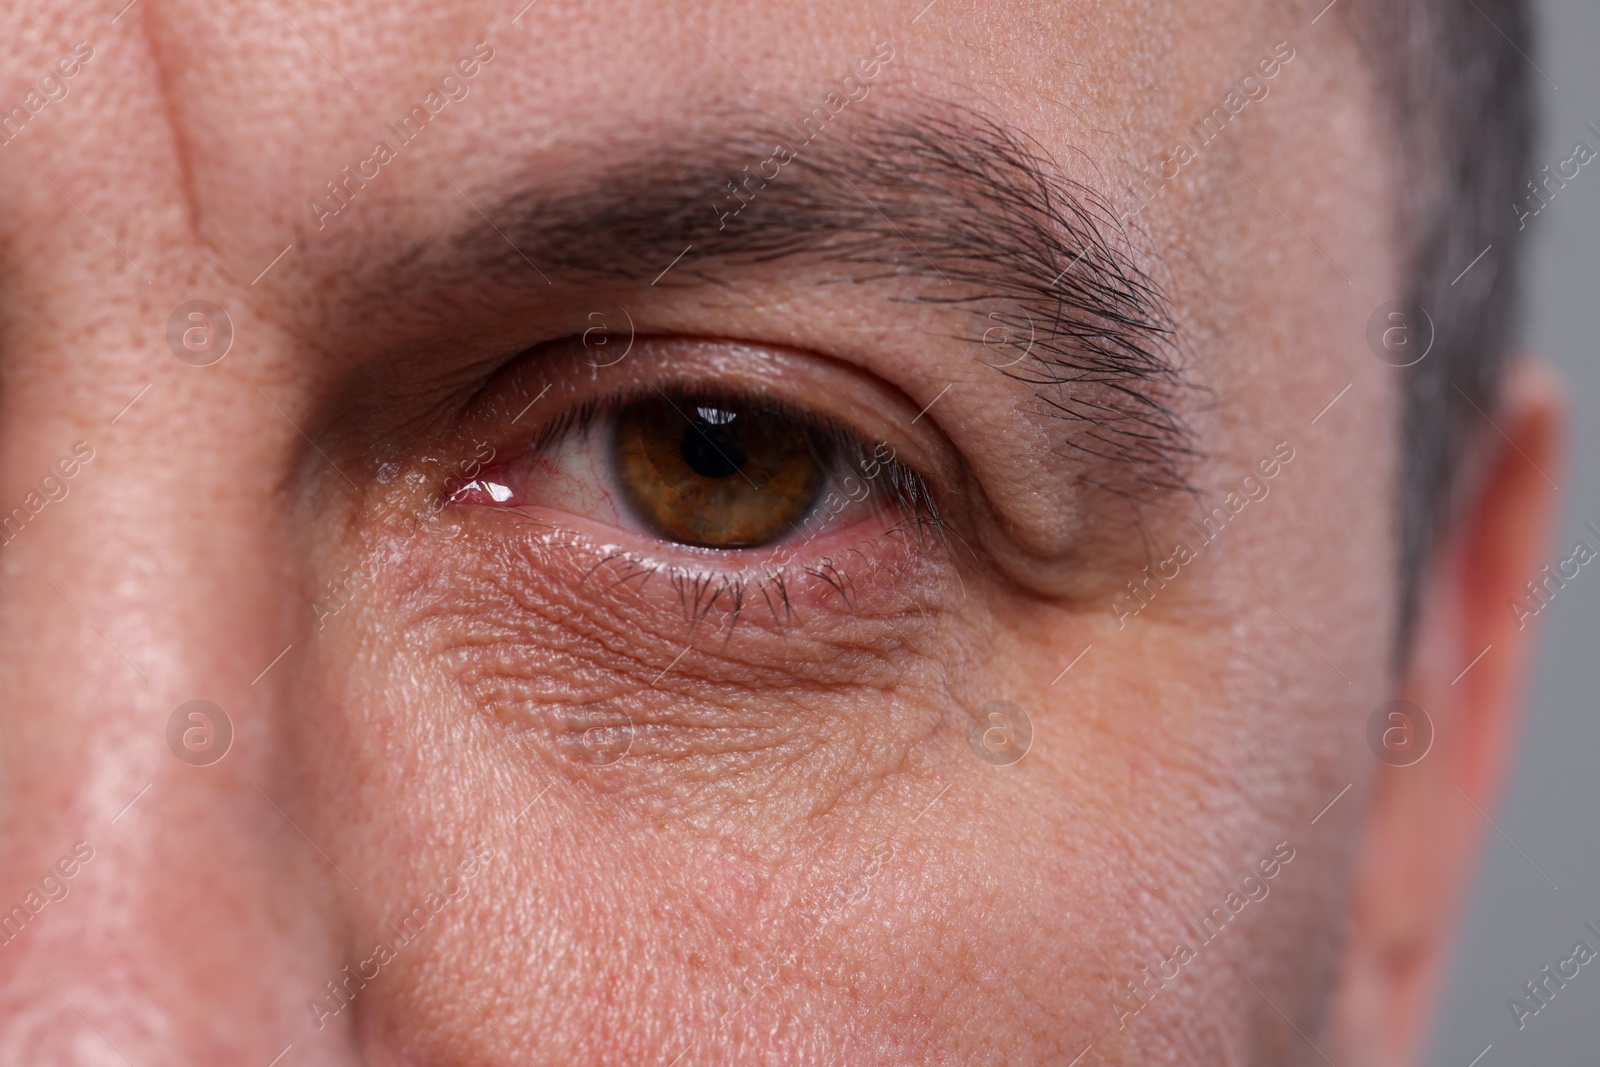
[{"left": 508, "top": 380, "right": 945, "bottom": 546}]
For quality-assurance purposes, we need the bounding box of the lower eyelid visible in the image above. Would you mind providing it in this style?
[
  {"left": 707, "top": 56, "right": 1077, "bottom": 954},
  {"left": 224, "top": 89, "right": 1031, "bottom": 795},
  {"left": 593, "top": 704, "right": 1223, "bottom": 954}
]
[{"left": 441, "top": 504, "right": 949, "bottom": 635}]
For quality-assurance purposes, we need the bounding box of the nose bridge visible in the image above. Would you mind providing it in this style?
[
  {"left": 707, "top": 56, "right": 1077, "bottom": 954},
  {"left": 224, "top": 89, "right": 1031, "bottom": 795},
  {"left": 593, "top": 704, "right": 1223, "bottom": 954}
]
[{"left": 0, "top": 277, "right": 355, "bottom": 1062}]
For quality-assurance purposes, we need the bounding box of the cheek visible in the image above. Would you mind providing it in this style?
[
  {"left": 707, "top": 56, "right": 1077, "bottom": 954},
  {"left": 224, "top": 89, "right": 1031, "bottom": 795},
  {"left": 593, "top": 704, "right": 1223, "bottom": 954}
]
[
  {"left": 303, "top": 513, "right": 1070, "bottom": 1060},
  {"left": 316, "top": 608, "right": 1125, "bottom": 1063}
]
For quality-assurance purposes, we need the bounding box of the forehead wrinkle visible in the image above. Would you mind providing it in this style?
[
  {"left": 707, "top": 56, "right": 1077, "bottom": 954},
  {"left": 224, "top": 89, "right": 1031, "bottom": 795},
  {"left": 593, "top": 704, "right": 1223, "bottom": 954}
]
[{"left": 127, "top": 0, "right": 209, "bottom": 251}]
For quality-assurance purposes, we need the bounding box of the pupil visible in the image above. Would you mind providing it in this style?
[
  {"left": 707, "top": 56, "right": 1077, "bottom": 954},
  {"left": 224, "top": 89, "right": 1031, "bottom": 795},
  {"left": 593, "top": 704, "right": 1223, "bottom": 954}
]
[{"left": 682, "top": 411, "right": 744, "bottom": 478}]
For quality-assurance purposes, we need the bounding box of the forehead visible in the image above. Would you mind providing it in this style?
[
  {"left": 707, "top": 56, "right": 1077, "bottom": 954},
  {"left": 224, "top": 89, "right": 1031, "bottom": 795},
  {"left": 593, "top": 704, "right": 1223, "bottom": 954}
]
[
  {"left": 0, "top": 0, "right": 1360, "bottom": 237},
  {"left": 0, "top": 0, "right": 1395, "bottom": 437}
]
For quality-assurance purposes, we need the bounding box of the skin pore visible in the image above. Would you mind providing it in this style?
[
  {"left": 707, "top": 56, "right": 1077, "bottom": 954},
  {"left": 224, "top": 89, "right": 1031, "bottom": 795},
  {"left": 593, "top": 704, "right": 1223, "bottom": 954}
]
[{"left": 0, "top": 0, "right": 1561, "bottom": 1065}]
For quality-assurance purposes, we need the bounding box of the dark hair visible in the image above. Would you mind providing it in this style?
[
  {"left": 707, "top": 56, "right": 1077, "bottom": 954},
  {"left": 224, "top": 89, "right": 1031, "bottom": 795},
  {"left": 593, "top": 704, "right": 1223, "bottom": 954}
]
[{"left": 1343, "top": 0, "right": 1538, "bottom": 657}]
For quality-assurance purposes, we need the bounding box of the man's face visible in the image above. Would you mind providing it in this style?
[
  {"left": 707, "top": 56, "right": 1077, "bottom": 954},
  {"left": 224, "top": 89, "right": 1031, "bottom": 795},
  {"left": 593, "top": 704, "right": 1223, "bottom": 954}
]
[{"left": 0, "top": 0, "right": 1504, "bottom": 1063}]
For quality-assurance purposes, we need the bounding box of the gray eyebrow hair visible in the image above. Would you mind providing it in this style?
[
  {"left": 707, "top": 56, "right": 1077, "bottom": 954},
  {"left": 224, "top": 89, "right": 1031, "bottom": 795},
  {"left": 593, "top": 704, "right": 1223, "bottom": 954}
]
[{"left": 418, "top": 103, "right": 1195, "bottom": 493}]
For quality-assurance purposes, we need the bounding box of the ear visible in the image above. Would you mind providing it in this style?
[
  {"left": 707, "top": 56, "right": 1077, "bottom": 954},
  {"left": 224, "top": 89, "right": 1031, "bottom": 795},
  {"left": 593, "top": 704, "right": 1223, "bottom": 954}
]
[{"left": 1331, "top": 360, "right": 1566, "bottom": 1066}]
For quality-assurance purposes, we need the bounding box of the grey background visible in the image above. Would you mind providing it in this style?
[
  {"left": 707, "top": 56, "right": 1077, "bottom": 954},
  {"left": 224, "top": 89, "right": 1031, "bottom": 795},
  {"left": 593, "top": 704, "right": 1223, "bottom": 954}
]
[{"left": 1424, "top": 0, "right": 1600, "bottom": 1063}]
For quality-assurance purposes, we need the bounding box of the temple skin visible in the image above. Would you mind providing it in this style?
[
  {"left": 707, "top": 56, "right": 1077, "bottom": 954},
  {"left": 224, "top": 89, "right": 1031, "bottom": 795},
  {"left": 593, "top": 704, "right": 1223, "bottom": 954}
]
[{"left": 0, "top": 0, "right": 1561, "bottom": 1064}]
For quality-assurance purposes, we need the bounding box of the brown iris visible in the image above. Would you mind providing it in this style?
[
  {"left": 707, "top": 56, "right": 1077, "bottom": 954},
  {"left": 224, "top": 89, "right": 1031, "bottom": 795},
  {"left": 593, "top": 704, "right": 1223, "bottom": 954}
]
[{"left": 611, "top": 396, "right": 826, "bottom": 548}]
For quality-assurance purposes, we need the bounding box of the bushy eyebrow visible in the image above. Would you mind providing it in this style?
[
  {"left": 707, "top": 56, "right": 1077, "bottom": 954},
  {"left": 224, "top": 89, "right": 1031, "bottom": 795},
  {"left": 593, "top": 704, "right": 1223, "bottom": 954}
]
[{"left": 386, "top": 103, "right": 1195, "bottom": 493}]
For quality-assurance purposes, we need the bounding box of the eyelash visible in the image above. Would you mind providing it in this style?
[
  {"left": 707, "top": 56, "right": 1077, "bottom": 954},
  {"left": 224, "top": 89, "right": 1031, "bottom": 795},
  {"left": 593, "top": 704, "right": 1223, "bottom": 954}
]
[{"left": 463, "top": 382, "right": 949, "bottom": 626}]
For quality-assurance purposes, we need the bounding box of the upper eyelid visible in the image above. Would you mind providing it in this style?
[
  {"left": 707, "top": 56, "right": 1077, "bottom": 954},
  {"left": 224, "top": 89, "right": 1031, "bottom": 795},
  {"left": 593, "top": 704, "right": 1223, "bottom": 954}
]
[
  {"left": 503, "top": 379, "right": 898, "bottom": 470},
  {"left": 431, "top": 333, "right": 974, "bottom": 533}
]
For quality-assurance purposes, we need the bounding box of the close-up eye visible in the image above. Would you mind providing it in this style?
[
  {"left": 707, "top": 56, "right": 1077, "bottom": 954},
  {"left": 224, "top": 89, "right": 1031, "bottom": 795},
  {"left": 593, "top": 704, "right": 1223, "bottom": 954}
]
[{"left": 454, "top": 375, "right": 929, "bottom": 560}]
